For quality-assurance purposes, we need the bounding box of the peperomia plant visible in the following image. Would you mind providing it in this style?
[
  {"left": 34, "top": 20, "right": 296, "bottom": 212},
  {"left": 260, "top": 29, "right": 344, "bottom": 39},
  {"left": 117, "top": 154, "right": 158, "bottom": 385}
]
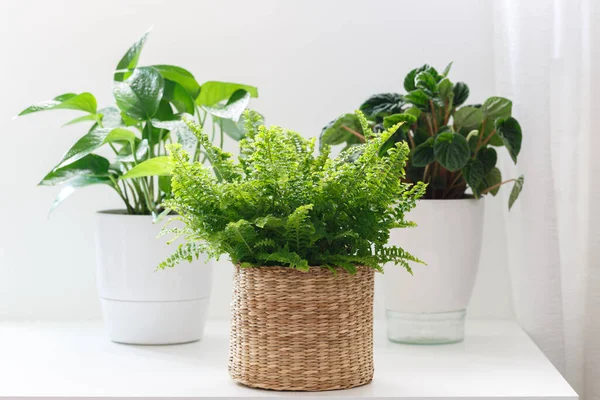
[
  {"left": 16, "top": 31, "right": 258, "bottom": 217},
  {"left": 152, "top": 110, "right": 427, "bottom": 273},
  {"left": 321, "top": 63, "right": 524, "bottom": 209}
]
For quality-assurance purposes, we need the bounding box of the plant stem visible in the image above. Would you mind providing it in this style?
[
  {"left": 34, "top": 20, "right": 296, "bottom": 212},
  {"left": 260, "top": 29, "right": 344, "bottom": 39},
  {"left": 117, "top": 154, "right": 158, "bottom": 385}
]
[
  {"left": 481, "top": 129, "right": 497, "bottom": 147},
  {"left": 480, "top": 178, "right": 517, "bottom": 195},
  {"left": 109, "top": 176, "right": 134, "bottom": 214},
  {"left": 407, "top": 129, "right": 416, "bottom": 149},
  {"left": 426, "top": 115, "right": 435, "bottom": 136},
  {"left": 341, "top": 125, "right": 366, "bottom": 143},
  {"left": 219, "top": 119, "right": 224, "bottom": 149},
  {"left": 429, "top": 101, "right": 438, "bottom": 133},
  {"left": 473, "top": 119, "right": 487, "bottom": 158}
]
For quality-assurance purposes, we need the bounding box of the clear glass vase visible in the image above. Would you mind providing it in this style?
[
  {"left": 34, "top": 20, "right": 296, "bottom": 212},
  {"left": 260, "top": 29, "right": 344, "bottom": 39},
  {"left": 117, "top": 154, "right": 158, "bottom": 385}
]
[{"left": 386, "top": 309, "right": 467, "bottom": 345}]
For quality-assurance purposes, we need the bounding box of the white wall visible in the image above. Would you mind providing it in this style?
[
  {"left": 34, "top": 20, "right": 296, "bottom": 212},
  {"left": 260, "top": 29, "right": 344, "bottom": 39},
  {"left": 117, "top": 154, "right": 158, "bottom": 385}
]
[{"left": 0, "top": 0, "right": 513, "bottom": 320}]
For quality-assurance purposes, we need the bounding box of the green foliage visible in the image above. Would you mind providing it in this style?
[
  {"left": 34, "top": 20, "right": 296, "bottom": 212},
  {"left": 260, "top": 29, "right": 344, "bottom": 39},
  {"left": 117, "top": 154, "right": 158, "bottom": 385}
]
[
  {"left": 321, "top": 63, "right": 525, "bottom": 209},
  {"left": 161, "top": 111, "right": 426, "bottom": 273},
  {"left": 16, "top": 30, "right": 259, "bottom": 216}
]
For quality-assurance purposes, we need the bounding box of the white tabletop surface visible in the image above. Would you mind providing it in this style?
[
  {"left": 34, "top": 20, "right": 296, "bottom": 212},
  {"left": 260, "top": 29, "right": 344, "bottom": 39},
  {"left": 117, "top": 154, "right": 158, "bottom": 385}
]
[{"left": 0, "top": 319, "right": 577, "bottom": 399}]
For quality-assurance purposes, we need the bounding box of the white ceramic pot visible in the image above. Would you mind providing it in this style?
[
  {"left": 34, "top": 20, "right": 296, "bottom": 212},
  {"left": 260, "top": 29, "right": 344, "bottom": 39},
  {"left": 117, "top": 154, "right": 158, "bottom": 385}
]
[
  {"left": 95, "top": 211, "right": 212, "bottom": 344},
  {"left": 384, "top": 199, "right": 484, "bottom": 344}
]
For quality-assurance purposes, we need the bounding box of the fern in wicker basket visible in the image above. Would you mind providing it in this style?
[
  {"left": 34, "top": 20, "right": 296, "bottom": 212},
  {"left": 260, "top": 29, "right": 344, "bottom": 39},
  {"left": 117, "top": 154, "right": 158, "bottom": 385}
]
[{"left": 159, "top": 110, "right": 426, "bottom": 274}]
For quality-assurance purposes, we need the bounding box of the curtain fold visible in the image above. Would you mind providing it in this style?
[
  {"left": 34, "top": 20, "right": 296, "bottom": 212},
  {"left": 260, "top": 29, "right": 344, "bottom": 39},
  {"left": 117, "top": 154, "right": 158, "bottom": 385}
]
[{"left": 492, "top": 0, "right": 599, "bottom": 398}]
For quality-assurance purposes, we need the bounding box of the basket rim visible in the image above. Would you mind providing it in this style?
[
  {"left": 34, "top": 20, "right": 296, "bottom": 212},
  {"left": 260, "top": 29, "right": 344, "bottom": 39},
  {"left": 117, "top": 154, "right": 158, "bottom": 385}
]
[{"left": 234, "top": 264, "right": 373, "bottom": 273}]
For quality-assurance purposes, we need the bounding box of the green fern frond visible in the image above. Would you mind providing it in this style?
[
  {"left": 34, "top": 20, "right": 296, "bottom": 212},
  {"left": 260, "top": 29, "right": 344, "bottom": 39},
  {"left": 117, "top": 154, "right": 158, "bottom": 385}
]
[
  {"left": 158, "top": 242, "right": 206, "bottom": 270},
  {"left": 162, "top": 112, "right": 425, "bottom": 274}
]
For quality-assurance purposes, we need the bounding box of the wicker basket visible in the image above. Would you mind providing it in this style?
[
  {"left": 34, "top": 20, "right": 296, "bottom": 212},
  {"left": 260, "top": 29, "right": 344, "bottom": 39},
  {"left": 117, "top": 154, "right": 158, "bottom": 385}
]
[{"left": 229, "top": 265, "right": 375, "bottom": 391}]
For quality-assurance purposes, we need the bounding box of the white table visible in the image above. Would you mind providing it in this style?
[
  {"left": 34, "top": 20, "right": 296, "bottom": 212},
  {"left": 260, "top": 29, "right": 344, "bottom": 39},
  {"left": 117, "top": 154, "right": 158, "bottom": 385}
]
[{"left": 0, "top": 320, "right": 576, "bottom": 399}]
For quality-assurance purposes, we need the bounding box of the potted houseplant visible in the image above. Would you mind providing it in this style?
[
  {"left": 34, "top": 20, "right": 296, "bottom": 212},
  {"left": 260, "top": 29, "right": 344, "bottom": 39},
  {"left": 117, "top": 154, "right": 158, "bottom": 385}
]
[
  {"left": 147, "top": 110, "right": 425, "bottom": 390},
  {"left": 321, "top": 63, "right": 524, "bottom": 344},
  {"left": 15, "top": 31, "right": 258, "bottom": 345}
]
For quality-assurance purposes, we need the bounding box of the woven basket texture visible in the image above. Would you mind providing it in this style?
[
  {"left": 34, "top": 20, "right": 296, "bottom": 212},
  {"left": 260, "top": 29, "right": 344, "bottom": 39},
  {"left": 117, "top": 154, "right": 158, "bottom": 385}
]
[{"left": 229, "top": 265, "right": 375, "bottom": 391}]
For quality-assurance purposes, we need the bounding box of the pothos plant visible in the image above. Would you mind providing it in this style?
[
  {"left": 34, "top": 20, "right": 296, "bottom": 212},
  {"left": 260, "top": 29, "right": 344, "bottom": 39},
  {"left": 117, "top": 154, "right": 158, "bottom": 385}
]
[
  {"left": 321, "top": 63, "right": 524, "bottom": 209},
  {"left": 16, "top": 31, "right": 258, "bottom": 217},
  {"left": 142, "top": 110, "right": 427, "bottom": 273}
]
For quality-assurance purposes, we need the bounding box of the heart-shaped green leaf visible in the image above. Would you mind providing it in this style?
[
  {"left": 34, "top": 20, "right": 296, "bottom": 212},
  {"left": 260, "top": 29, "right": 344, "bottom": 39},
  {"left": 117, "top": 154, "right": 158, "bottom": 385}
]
[
  {"left": 404, "top": 89, "right": 431, "bottom": 112},
  {"left": 412, "top": 137, "right": 435, "bottom": 167},
  {"left": 203, "top": 90, "right": 251, "bottom": 122},
  {"left": 453, "top": 82, "right": 469, "bottom": 107},
  {"left": 438, "top": 78, "right": 454, "bottom": 103},
  {"left": 120, "top": 156, "right": 174, "bottom": 180},
  {"left": 114, "top": 30, "right": 150, "bottom": 82},
  {"left": 49, "top": 175, "right": 114, "bottom": 215},
  {"left": 57, "top": 127, "right": 138, "bottom": 167},
  {"left": 383, "top": 113, "right": 417, "bottom": 130},
  {"left": 39, "top": 154, "right": 110, "bottom": 186},
  {"left": 320, "top": 113, "right": 363, "bottom": 150},
  {"left": 17, "top": 92, "right": 97, "bottom": 116},
  {"left": 434, "top": 132, "right": 470, "bottom": 171},
  {"left": 152, "top": 65, "right": 201, "bottom": 99},
  {"left": 415, "top": 72, "right": 438, "bottom": 96},
  {"left": 462, "top": 159, "right": 484, "bottom": 192},
  {"left": 495, "top": 117, "right": 522, "bottom": 163},
  {"left": 477, "top": 147, "right": 497, "bottom": 174},
  {"left": 196, "top": 81, "right": 258, "bottom": 106},
  {"left": 218, "top": 110, "right": 264, "bottom": 141},
  {"left": 509, "top": 175, "right": 524, "bottom": 209},
  {"left": 454, "top": 106, "right": 483, "bottom": 129},
  {"left": 404, "top": 64, "right": 441, "bottom": 92},
  {"left": 481, "top": 167, "right": 502, "bottom": 196},
  {"left": 113, "top": 67, "right": 164, "bottom": 120},
  {"left": 358, "top": 93, "right": 405, "bottom": 120},
  {"left": 482, "top": 96, "right": 512, "bottom": 119},
  {"left": 163, "top": 79, "right": 195, "bottom": 114}
]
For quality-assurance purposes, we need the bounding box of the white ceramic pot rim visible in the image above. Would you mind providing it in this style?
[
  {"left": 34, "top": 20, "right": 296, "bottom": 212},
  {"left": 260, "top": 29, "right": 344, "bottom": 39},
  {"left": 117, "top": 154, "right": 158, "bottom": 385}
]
[
  {"left": 415, "top": 197, "right": 481, "bottom": 203},
  {"left": 97, "top": 209, "right": 155, "bottom": 217}
]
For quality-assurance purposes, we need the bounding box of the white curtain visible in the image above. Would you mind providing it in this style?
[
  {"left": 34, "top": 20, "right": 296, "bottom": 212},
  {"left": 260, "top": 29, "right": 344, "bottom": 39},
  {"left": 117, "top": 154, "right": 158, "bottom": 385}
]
[{"left": 493, "top": 0, "right": 600, "bottom": 398}]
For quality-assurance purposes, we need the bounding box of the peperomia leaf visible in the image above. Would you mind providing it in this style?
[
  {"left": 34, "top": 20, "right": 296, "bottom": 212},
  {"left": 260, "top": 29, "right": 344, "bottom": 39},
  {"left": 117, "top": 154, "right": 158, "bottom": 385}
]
[
  {"left": 383, "top": 113, "right": 417, "bottom": 130},
  {"left": 203, "top": 90, "right": 251, "bottom": 122},
  {"left": 438, "top": 78, "right": 454, "bottom": 103},
  {"left": 482, "top": 96, "right": 512, "bottom": 119},
  {"left": 477, "top": 147, "right": 497, "bottom": 174},
  {"left": 434, "top": 132, "right": 470, "bottom": 171},
  {"left": 320, "top": 113, "right": 363, "bottom": 150},
  {"left": 196, "top": 81, "right": 258, "bottom": 106},
  {"left": 39, "top": 154, "right": 110, "bottom": 186},
  {"left": 462, "top": 159, "right": 485, "bottom": 192},
  {"left": 452, "top": 82, "right": 469, "bottom": 107},
  {"left": 454, "top": 106, "right": 483, "bottom": 129},
  {"left": 114, "top": 30, "right": 149, "bottom": 82},
  {"left": 482, "top": 167, "right": 502, "bottom": 196},
  {"left": 442, "top": 61, "right": 453, "bottom": 76},
  {"left": 404, "top": 64, "right": 441, "bottom": 92},
  {"left": 415, "top": 72, "right": 438, "bottom": 97},
  {"left": 509, "top": 175, "right": 524, "bottom": 209},
  {"left": 404, "top": 89, "right": 431, "bottom": 112},
  {"left": 120, "top": 156, "right": 174, "bottom": 180},
  {"left": 152, "top": 65, "right": 201, "bottom": 98},
  {"left": 412, "top": 137, "right": 435, "bottom": 167},
  {"left": 113, "top": 67, "right": 164, "bottom": 120},
  {"left": 17, "top": 93, "right": 97, "bottom": 116},
  {"left": 359, "top": 93, "right": 405, "bottom": 120},
  {"left": 495, "top": 117, "right": 522, "bottom": 163}
]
